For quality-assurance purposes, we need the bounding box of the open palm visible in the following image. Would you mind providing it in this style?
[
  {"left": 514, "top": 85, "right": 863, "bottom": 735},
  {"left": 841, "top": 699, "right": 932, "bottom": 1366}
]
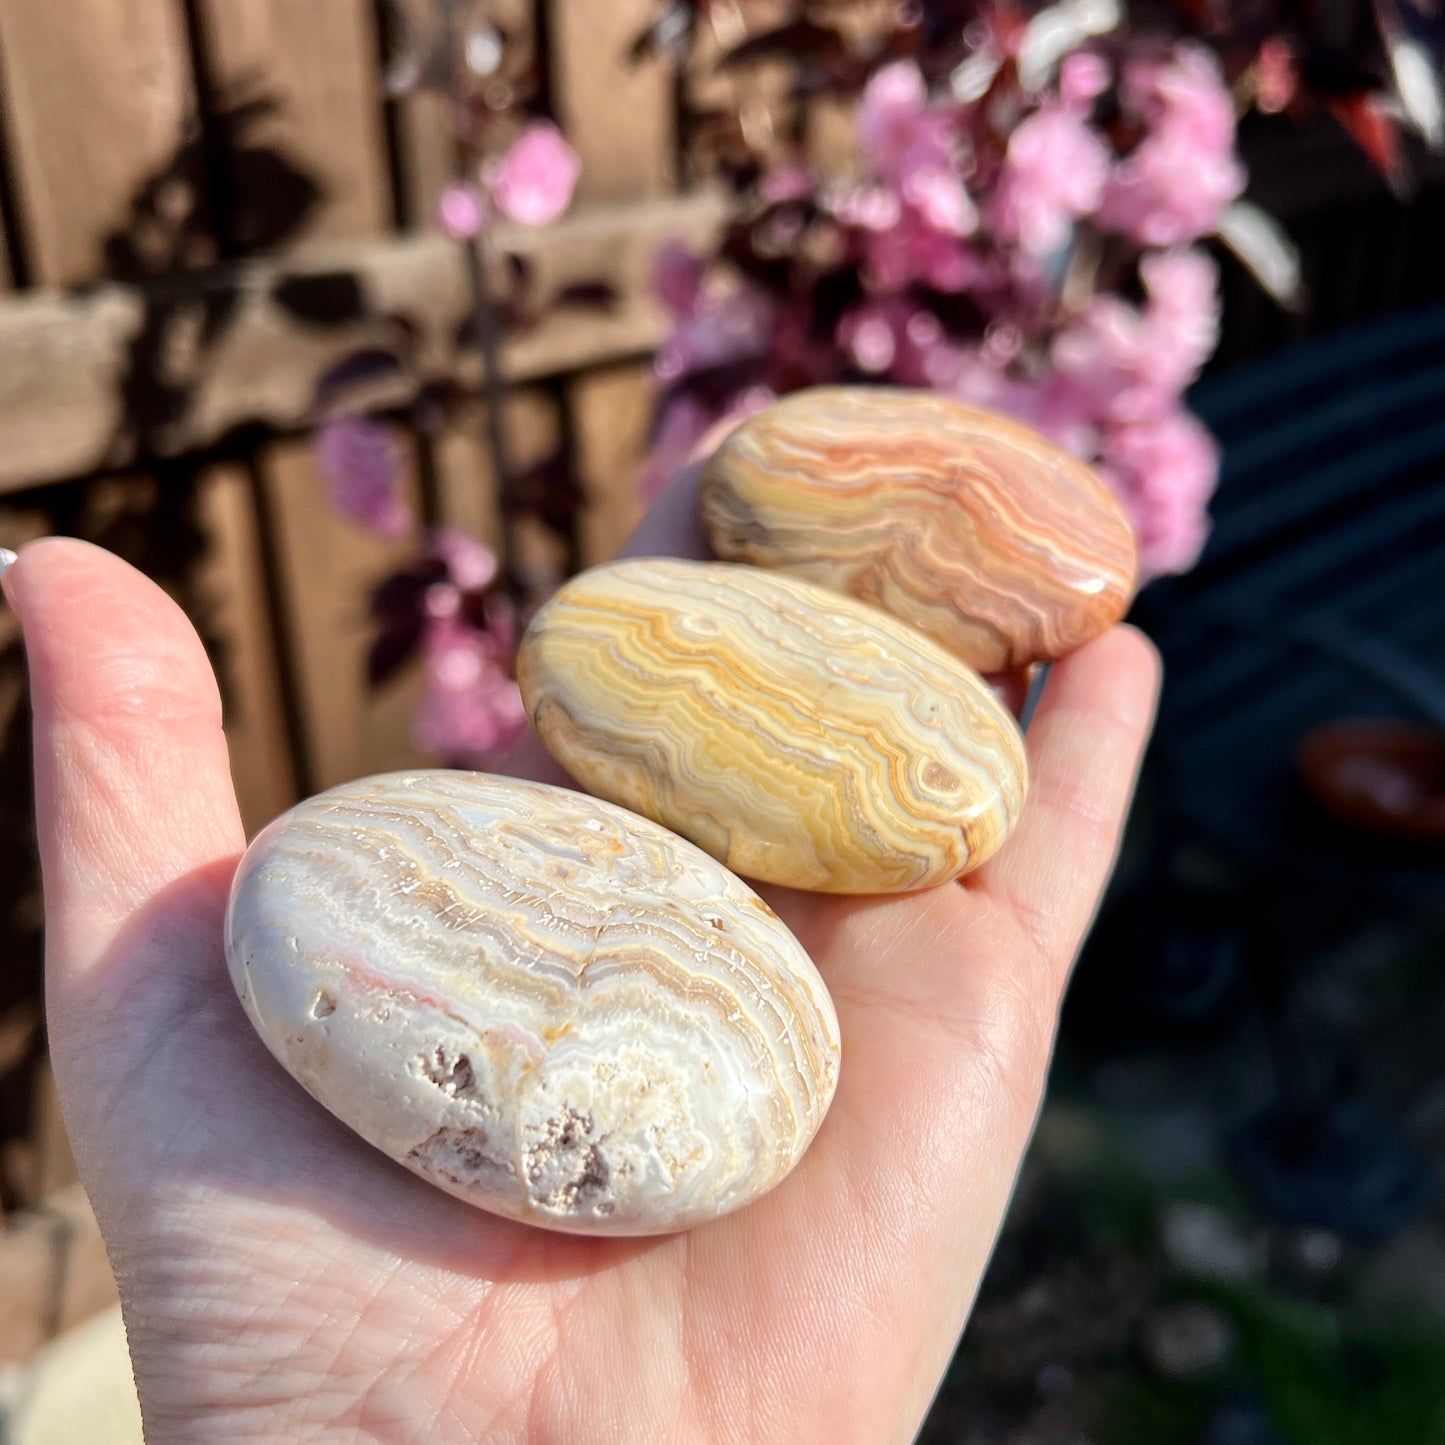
[{"left": 6, "top": 476, "right": 1157, "bottom": 1444}]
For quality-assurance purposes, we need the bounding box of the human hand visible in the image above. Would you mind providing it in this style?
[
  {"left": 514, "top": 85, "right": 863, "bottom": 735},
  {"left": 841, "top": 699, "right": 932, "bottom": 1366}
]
[{"left": 3, "top": 469, "right": 1157, "bottom": 1444}]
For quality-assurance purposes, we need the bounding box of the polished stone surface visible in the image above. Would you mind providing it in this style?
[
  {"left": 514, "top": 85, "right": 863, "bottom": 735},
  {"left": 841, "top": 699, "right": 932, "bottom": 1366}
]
[
  {"left": 701, "top": 386, "right": 1138, "bottom": 671},
  {"left": 517, "top": 558, "right": 1028, "bottom": 893},
  {"left": 225, "top": 771, "right": 840, "bottom": 1236}
]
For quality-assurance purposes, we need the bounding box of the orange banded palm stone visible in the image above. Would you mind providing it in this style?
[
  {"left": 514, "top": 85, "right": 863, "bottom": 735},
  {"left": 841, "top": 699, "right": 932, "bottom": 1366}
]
[{"left": 701, "top": 387, "right": 1139, "bottom": 672}]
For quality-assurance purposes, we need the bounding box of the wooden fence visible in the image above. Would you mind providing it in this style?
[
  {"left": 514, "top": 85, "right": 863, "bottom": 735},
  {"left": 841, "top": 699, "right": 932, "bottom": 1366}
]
[
  {"left": 2, "top": 0, "right": 1445, "bottom": 1370},
  {"left": 0, "top": 0, "right": 747, "bottom": 1365}
]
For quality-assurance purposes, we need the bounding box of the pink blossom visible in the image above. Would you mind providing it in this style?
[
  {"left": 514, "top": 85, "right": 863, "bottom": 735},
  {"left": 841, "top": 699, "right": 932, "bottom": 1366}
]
[
  {"left": 1060, "top": 52, "right": 1110, "bottom": 111},
  {"left": 901, "top": 165, "right": 977, "bottom": 237},
  {"left": 838, "top": 299, "right": 911, "bottom": 373},
  {"left": 1101, "top": 135, "right": 1243, "bottom": 245},
  {"left": 317, "top": 416, "right": 411, "bottom": 538},
  {"left": 437, "top": 183, "right": 486, "bottom": 240},
  {"left": 1100, "top": 408, "right": 1219, "bottom": 577},
  {"left": 836, "top": 302, "right": 969, "bottom": 390},
  {"left": 1256, "top": 38, "right": 1297, "bottom": 115},
  {"left": 412, "top": 614, "right": 527, "bottom": 765},
  {"left": 1052, "top": 246, "right": 1219, "bottom": 421},
  {"left": 653, "top": 283, "right": 773, "bottom": 380},
  {"left": 857, "top": 62, "right": 954, "bottom": 185},
  {"left": 1139, "top": 248, "right": 1220, "bottom": 390},
  {"left": 835, "top": 185, "right": 903, "bottom": 232},
  {"left": 760, "top": 164, "right": 815, "bottom": 204},
  {"left": 991, "top": 104, "right": 1110, "bottom": 256},
  {"left": 1144, "top": 45, "right": 1237, "bottom": 152},
  {"left": 952, "top": 363, "right": 1101, "bottom": 459},
  {"left": 1100, "top": 45, "right": 1244, "bottom": 245},
  {"left": 860, "top": 209, "right": 978, "bottom": 292},
  {"left": 490, "top": 122, "right": 580, "bottom": 227},
  {"left": 841, "top": 313, "right": 896, "bottom": 373},
  {"left": 652, "top": 241, "right": 707, "bottom": 318},
  {"left": 430, "top": 528, "right": 499, "bottom": 594}
]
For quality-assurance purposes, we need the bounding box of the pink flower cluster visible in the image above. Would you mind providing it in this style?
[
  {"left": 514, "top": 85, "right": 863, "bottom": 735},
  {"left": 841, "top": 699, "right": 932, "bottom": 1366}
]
[
  {"left": 645, "top": 35, "right": 1245, "bottom": 578},
  {"left": 1100, "top": 46, "right": 1246, "bottom": 246},
  {"left": 317, "top": 417, "right": 411, "bottom": 539},
  {"left": 410, "top": 531, "right": 527, "bottom": 766},
  {"left": 437, "top": 121, "right": 581, "bottom": 239}
]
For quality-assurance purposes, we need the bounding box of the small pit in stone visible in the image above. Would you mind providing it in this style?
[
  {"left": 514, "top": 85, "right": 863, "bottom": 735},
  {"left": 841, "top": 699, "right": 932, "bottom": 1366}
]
[
  {"left": 922, "top": 761, "right": 961, "bottom": 793},
  {"left": 525, "top": 1106, "right": 615, "bottom": 1216},
  {"left": 309, "top": 990, "right": 337, "bottom": 1019},
  {"left": 407, "top": 1126, "right": 514, "bottom": 1190},
  {"left": 419, "top": 1045, "right": 477, "bottom": 1099}
]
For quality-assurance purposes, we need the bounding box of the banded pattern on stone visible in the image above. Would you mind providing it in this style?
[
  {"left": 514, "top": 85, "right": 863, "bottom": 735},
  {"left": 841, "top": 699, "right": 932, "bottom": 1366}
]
[
  {"left": 701, "top": 386, "right": 1139, "bottom": 672},
  {"left": 225, "top": 771, "right": 840, "bottom": 1236},
  {"left": 517, "top": 558, "right": 1028, "bottom": 894}
]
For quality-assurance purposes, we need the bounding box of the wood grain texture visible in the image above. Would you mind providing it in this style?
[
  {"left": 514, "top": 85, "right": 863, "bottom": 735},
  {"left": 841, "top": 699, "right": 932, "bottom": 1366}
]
[
  {"left": 552, "top": 0, "right": 675, "bottom": 200},
  {"left": 433, "top": 389, "right": 562, "bottom": 560},
  {"left": 195, "top": 465, "right": 297, "bottom": 834},
  {"left": 226, "top": 771, "right": 839, "bottom": 1234},
  {"left": 518, "top": 558, "right": 1029, "bottom": 893},
  {"left": 260, "top": 435, "right": 426, "bottom": 792},
  {"left": 0, "top": 0, "right": 194, "bottom": 285},
  {"left": 199, "top": 0, "right": 390, "bottom": 245},
  {"left": 702, "top": 387, "right": 1140, "bottom": 672},
  {"left": 0, "top": 192, "right": 729, "bottom": 495},
  {"left": 570, "top": 362, "right": 654, "bottom": 566}
]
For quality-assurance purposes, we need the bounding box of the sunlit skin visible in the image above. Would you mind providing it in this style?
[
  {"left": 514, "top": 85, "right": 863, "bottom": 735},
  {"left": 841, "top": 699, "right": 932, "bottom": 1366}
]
[{"left": 4, "top": 463, "right": 1157, "bottom": 1444}]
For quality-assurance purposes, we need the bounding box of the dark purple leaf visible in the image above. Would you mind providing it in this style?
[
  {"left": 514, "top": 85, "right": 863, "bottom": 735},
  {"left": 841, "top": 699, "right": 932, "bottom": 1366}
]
[
  {"left": 505, "top": 251, "right": 535, "bottom": 290},
  {"left": 370, "top": 557, "right": 448, "bottom": 625},
  {"left": 649, "top": 355, "right": 772, "bottom": 438},
  {"left": 914, "top": 287, "right": 989, "bottom": 343},
  {"left": 367, "top": 616, "right": 427, "bottom": 689},
  {"left": 272, "top": 271, "right": 368, "bottom": 327},
  {"left": 502, "top": 447, "right": 583, "bottom": 523},
  {"left": 718, "top": 18, "right": 845, "bottom": 69},
  {"left": 314, "top": 348, "right": 406, "bottom": 409},
  {"left": 553, "top": 279, "right": 619, "bottom": 310}
]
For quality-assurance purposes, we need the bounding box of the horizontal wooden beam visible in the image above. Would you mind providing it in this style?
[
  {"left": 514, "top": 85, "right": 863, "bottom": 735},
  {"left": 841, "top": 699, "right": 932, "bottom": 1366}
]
[{"left": 0, "top": 192, "right": 728, "bottom": 495}]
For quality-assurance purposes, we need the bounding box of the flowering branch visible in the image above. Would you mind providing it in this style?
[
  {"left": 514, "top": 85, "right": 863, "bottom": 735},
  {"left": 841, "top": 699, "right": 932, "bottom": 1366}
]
[{"left": 313, "top": 1, "right": 585, "bottom": 769}]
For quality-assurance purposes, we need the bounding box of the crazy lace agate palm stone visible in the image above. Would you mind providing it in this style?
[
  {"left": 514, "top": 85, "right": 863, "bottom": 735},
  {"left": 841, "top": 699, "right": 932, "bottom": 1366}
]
[
  {"left": 701, "top": 386, "right": 1139, "bottom": 672},
  {"left": 225, "top": 771, "right": 840, "bottom": 1236},
  {"left": 517, "top": 558, "right": 1028, "bottom": 894}
]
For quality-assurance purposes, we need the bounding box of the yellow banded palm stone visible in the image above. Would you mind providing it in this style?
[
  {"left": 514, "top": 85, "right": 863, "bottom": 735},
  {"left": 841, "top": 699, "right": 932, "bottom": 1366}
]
[{"left": 518, "top": 559, "right": 1028, "bottom": 894}]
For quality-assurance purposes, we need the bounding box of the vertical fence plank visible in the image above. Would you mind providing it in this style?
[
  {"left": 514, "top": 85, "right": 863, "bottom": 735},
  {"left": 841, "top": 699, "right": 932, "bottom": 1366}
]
[
  {"left": 28, "top": 1060, "right": 76, "bottom": 1203},
  {"left": 570, "top": 363, "right": 654, "bottom": 567},
  {"left": 199, "top": 0, "right": 390, "bottom": 245},
  {"left": 0, "top": 0, "right": 195, "bottom": 285},
  {"left": 195, "top": 465, "right": 297, "bottom": 835},
  {"left": 433, "top": 388, "right": 562, "bottom": 561},
  {"left": 552, "top": 0, "right": 675, "bottom": 201},
  {"left": 261, "top": 434, "right": 427, "bottom": 790}
]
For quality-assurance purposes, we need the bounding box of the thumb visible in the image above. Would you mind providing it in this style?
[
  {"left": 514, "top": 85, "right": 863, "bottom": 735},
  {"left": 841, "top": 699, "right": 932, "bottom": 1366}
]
[{"left": 4, "top": 539, "right": 244, "bottom": 1078}]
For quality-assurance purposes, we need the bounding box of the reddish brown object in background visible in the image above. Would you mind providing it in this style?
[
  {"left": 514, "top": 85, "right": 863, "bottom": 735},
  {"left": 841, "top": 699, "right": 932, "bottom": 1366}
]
[{"left": 1298, "top": 721, "right": 1445, "bottom": 843}]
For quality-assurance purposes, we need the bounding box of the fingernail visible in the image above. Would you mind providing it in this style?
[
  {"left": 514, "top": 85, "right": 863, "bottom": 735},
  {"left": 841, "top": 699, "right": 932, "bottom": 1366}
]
[{"left": 0, "top": 547, "right": 16, "bottom": 576}]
